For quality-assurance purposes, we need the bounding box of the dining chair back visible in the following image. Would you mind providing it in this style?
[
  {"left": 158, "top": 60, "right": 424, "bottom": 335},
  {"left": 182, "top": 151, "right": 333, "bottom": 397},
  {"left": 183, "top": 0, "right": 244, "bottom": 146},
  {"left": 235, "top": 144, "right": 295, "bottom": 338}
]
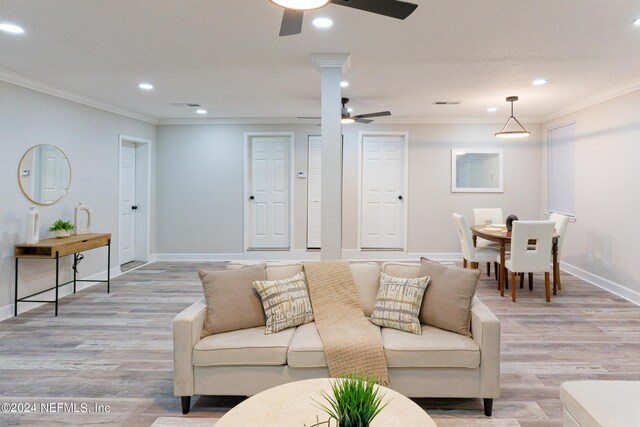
[
  {"left": 453, "top": 213, "right": 475, "bottom": 261},
  {"left": 549, "top": 213, "right": 570, "bottom": 255},
  {"left": 509, "top": 221, "right": 554, "bottom": 274},
  {"left": 474, "top": 208, "right": 504, "bottom": 225}
]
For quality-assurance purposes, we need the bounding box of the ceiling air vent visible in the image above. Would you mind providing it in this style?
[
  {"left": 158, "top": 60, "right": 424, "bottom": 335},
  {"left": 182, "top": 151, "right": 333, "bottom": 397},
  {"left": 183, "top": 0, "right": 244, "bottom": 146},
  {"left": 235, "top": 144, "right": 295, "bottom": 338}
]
[
  {"left": 171, "top": 103, "right": 202, "bottom": 108},
  {"left": 433, "top": 101, "right": 461, "bottom": 105}
]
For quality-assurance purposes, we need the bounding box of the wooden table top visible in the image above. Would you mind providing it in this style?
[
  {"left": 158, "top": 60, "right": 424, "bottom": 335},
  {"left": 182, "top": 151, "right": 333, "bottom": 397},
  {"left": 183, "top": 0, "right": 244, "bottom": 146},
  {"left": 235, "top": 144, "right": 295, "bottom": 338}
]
[{"left": 14, "top": 233, "right": 111, "bottom": 258}]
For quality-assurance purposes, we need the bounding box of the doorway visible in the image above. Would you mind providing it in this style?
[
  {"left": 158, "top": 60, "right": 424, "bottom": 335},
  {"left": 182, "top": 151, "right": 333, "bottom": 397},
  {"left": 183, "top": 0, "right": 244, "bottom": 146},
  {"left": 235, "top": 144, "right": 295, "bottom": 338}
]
[
  {"left": 244, "top": 132, "right": 294, "bottom": 251},
  {"left": 118, "top": 135, "right": 151, "bottom": 269},
  {"left": 358, "top": 132, "right": 408, "bottom": 250}
]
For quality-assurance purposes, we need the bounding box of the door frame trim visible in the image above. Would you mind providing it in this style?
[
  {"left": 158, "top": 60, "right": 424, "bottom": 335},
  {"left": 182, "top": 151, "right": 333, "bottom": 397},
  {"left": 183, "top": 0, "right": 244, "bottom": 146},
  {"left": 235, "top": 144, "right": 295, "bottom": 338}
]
[
  {"left": 118, "top": 134, "right": 152, "bottom": 268},
  {"left": 243, "top": 132, "right": 295, "bottom": 252},
  {"left": 357, "top": 131, "right": 409, "bottom": 252}
]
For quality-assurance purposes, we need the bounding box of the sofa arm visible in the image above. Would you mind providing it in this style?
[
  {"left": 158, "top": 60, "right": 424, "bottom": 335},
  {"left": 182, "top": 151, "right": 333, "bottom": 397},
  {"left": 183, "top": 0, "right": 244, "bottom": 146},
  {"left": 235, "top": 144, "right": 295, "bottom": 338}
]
[
  {"left": 470, "top": 297, "right": 500, "bottom": 398},
  {"left": 173, "top": 297, "right": 207, "bottom": 397}
]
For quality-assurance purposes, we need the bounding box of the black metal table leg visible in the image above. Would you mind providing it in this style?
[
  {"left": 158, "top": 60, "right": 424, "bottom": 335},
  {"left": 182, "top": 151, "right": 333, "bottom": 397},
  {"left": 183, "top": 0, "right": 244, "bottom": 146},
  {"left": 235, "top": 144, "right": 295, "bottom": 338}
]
[
  {"left": 73, "top": 253, "right": 77, "bottom": 293},
  {"left": 55, "top": 252, "right": 59, "bottom": 317},
  {"left": 107, "top": 239, "right": 111, "bottom": 293},
  {"left": 14, "top": 258, "right": 19, "bottom": 316}
]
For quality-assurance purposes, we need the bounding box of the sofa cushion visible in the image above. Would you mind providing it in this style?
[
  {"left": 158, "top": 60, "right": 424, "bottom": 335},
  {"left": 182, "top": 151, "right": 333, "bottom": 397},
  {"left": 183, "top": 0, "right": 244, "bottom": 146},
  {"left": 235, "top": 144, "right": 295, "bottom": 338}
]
[
  {"left": 198, "top": 264, "right": 267, "bottom": 337},
  {"left": 560, "top": 381, "right": 640, "bottom": 427},
  {"left": 266, "top": 263, "right": 303, "bottom": 281},
  {"left": 381, "top": 325, "right": 480, "bottom": 368},
  {"left": 193, "top": 326, "right": 295, "bottom": 367},
  {"left": 381, "top": 262, "right": 422, "bottom": 279},
  {"left": 370, "top": 273, "right": 429, "bottom": 335},
  {"left": 287, "top": 321, "right": 382, "bottom": 368},
  {"left": 419, "top": 258, "right": 480, "bottom": 337},
  {"left": 349, "top": 263, "right": 382, "bottom": 317}
]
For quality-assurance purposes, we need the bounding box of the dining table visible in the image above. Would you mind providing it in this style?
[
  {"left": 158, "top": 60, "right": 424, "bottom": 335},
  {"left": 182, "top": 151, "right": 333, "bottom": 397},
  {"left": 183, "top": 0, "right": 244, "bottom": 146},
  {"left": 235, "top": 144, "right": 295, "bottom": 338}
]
[{"left": 470, "top": 224, "right": 560, "bottom": 297}]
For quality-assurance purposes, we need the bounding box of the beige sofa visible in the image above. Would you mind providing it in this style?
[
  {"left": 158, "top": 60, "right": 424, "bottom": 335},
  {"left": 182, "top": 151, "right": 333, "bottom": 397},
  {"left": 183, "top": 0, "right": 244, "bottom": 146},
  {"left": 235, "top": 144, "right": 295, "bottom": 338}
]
[
  {"left": 560, "top": 381, "right": 640, "bottom": 427},
  {"left": 173, "top": 262, "right": 501, "bottom": 416}
]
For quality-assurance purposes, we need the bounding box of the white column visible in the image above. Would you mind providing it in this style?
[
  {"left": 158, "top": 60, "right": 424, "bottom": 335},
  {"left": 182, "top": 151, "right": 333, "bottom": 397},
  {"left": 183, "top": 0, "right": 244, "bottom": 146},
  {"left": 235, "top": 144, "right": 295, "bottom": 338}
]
[{"left": 311, "top": 54, "right": 351, "bottom": 260}]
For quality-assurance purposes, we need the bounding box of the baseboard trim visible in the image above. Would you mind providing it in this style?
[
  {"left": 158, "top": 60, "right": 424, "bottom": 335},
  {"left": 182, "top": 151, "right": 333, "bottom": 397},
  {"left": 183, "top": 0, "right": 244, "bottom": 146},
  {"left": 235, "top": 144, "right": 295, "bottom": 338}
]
[
  {"left": 0, "top": 266, "right": 122, "bottom": 321},
  {"left": 561, "top": 261, "right": 640, "bottom": 307},
  {"left": 151, "top": 251, "right": 462, "bottom": 262}
]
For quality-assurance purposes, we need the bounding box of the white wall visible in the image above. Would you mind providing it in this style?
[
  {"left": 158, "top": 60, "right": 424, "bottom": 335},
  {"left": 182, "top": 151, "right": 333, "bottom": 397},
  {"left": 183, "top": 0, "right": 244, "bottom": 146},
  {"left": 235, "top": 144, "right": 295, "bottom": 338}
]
[
  {"left": 542, "top": 89, "right": 640, "bottom": 300},
  {"left": 0, "top": 81, "right": 156, "bottom": 318},
  {"left": 156, "top": 122, "right": 542, "bottom": 257}
]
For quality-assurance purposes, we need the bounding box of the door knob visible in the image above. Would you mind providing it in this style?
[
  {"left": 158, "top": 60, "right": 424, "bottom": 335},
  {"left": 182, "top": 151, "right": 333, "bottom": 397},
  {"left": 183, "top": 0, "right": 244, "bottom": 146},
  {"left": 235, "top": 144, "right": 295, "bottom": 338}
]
[
  {"left": 398, "top": 196, "right": 403, "bottom": 200},
  {"left": 131, "top": 205, "right": 138, "bottom": 210},
  {"left": 249, "top": 196, "right": 255, "bottom": 200}
]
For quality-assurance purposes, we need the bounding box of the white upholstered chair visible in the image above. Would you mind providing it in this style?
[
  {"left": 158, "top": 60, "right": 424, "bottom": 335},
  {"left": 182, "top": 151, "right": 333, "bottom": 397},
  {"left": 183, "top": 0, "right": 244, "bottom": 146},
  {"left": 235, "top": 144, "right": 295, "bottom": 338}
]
[
  {"left": 549, "top": 213, "right": 570, "bottom": 290},
  {"left": 503, "top": 221, "right": 555, "bottom": 303},
  {"left": 453, "top": 213, "right": 500, "bottom": 271},
  {"left": 473, "top": 208, "right": 503, "bottom": 277}
]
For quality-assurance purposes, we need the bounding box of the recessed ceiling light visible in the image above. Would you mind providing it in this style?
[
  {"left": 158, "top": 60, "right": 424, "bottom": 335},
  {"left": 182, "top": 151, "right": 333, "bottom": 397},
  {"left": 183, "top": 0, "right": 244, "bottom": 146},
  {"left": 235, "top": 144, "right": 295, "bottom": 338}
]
[
  {"left": 0, "top": 23, "right": 25, "bottom": 34},
  {"left": 271, "top": 0, "right": 330, "bottom": 11},
  {"left": 633, "top": 17, "right": 640, "bottom": 26},
  {"left": 196, "top": 109, "right": 207, "bottom": 114},
  {"left": 340, "top": 81, "right": 349, "bottom": 88},
  {"left": 487, "top": 107, "right": 497, "bottom": 112},
  {"left": 532, "top": 79, "right": 548, "bottom": 86},
  {"left": 312, "top": 17, "right": 333, "bottom": 29},
  {"left": 138, "top": 83, "right": 154, "bottom": 90}
]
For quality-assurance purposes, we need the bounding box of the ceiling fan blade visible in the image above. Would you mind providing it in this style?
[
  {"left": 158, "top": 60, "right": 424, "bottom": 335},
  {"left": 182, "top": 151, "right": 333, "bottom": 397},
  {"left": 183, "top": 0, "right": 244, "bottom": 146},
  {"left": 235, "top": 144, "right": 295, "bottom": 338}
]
[
  {"left": 330, "top": 0, "right": 418, "bottom": 20},
  {"left": 355, "top": 118, "right": 374, "bottom": 124},
  {"left": 280, "top": 9, "right": 304, "bottom": 36},
  {"left": 297, "top": 116, "right": 321, "bottom": 119},
  {"left": 354, "top": 111, "right": 391, "bottom": 119}
]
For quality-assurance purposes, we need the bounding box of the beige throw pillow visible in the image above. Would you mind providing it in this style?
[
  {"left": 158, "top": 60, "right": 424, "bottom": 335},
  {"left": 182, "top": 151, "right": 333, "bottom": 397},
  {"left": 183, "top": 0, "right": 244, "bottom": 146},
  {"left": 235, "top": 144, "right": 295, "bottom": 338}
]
[
  {"left": 253, "top": 272, "right": 314, "bottom": 335},
  {"left": 198, "top": 264, "right": 267, "bottom": 338},
  {"left": 419, "top": 258, "right": 480, "bottom": 337},
  {"left": 370, "top": 272, "right": 430, "bottom": 335}
]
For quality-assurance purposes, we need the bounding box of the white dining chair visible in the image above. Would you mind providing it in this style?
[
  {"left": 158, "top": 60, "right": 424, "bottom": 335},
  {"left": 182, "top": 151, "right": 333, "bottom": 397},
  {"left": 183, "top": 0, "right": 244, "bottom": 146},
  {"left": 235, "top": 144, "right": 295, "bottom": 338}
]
[
  {"left": 549, "top": 213, "right": 569, "bottom": 290},
  {"left": 453, "top": 213, "right": 500, "bottom": 271},
  {"left": 502, "top": 221, "right": 555, "bottom": 303},
  {"left": 473, "top": 208, "right": 503, "bottom": 277}
]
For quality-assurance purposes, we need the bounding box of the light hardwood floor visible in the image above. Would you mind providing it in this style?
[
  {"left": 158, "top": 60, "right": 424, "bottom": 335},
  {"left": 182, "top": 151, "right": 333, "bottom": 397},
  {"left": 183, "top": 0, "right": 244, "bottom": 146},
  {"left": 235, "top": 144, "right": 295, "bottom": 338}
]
[{"left": 0, "top": 262, "right": 638, "bottom": 426}]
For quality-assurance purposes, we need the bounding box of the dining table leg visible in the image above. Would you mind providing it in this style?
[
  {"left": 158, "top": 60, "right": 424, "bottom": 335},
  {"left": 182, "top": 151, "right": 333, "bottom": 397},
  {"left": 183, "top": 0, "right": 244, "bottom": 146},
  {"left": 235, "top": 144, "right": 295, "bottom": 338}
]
[
  {"left": 552, "top": 239, "right": 558, "bottom": 295},
  {"left": 499, "top": 242, "right": 506, "bottom": 297}
]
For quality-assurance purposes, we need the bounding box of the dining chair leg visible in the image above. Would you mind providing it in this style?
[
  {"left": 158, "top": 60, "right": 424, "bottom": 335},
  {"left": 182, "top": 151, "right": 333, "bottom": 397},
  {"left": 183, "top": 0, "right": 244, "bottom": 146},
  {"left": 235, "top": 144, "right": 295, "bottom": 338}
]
[
  {"left": 511, "top": 272, "right": 517, "bottom": 302},
  {"left": 520, "top": 273, "right": 524, "bottom": 289},
  {"left": 463, "top": 259, "right": 467, "bottom": 269},
  {"left": 528, "top": 273, "right": 533, "bottom": 291},
  {"left": 486, "top": 262, "right": 491, "bottom": 277},
  {"left": 504, "top": 266, "right": 509, "bottom": 289},
  {"left": 494, "top": 262, "right": 498, "bottom": 281},
  {"left": 556, "top": 262, "right": 562, "bottom": 291},
  {"left": 544, "top": 272, "right": 551, "bottom": 303}
]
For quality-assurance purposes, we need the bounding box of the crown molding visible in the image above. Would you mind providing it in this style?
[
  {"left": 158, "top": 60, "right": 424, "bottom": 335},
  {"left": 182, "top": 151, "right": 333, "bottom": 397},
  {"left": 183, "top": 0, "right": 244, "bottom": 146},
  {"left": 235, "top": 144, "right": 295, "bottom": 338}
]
[
  {"left": 542, "top": 76, "right": 640, "bottom": 123},
  {"left": 0, "top": 67, "right": 158, "bottom": 125},
  {"left": 157, "top": 117, "right": 541, "bottom": 126},
  {"left": 310, "top": 53, "right": 351, "bottom": 71}
]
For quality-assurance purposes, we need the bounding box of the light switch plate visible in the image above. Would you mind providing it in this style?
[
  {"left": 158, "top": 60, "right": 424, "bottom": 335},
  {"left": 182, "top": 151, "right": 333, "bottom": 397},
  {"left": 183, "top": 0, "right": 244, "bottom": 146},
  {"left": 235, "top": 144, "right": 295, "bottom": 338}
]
[
  {"left": 297, "top": 170, "right": 307, "bottom": 178},
  {"left": 20, "top": 169, "right": 30, "bottom": 176}
]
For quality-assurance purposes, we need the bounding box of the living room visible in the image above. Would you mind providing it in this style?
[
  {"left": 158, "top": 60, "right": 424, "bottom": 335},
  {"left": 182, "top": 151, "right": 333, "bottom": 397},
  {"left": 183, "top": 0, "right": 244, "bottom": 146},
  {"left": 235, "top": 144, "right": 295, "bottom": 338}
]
[{"left": 1, "top": 1, "right": 639, "bottom": 426}]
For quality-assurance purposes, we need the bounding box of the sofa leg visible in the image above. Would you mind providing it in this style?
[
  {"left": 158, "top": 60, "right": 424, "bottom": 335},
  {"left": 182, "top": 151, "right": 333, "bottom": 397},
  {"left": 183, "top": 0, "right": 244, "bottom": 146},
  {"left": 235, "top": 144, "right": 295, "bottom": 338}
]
[
  {"left": 181, "top": 396, "right": 191, "bottom": 414},
  {"left": 483, "top": 398, "right": 493, "bottom": 417}
]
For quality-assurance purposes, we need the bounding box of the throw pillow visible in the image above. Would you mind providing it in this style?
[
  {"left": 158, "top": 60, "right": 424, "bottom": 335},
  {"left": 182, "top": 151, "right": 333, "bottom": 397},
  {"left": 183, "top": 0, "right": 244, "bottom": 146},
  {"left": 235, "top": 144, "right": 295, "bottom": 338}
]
[
  {"left": 370, "top": 272, "right": 430, "bottom": 335},
  {"left": 253, "top": 272, "right": 314, "bottom": 335},
  {"left": 419, "top": 258, "right": 480, "bottom": 337},
  {"left": 198, "top": 264, "right": 267, "bottom": 338}
]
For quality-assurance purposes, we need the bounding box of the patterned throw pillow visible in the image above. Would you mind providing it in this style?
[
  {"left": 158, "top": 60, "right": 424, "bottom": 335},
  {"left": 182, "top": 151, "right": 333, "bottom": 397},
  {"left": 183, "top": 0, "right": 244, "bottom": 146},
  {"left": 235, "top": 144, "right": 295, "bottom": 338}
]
[
  {"left": 253, "top": 272, "right": 314, "bottom": 335},
  {"left": 370, "top": 272, "right": 430, "bottom": 335}
]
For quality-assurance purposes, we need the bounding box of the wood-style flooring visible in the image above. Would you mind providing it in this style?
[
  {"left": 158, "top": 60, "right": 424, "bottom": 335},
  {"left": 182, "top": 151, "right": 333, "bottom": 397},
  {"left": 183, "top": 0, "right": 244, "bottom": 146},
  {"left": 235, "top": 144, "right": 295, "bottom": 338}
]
[{"left": 0, "top": 261, "right": 638, "bottom": 426}]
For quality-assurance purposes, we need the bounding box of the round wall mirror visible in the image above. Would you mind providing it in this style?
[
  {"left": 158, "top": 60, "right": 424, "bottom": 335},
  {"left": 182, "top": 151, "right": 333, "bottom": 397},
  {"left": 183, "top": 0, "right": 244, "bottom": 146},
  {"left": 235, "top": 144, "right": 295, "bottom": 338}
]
[{"left": 18, "top": 144, "right": 71, "bottom": 205}]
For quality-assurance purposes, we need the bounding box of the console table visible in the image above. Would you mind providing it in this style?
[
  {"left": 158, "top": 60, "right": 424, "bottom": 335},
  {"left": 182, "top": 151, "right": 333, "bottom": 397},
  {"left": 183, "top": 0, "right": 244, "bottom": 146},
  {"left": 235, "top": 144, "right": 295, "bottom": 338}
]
[{"left": 14, "top": 233, "right": 111, "bottom": 316}]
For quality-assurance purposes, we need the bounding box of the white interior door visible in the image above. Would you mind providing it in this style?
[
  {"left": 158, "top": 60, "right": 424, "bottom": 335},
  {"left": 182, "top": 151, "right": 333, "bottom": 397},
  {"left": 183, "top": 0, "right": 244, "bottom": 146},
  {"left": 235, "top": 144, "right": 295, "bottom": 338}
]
[
  {"left": 307, "top": 136, "right": 322, "bottom": 249},
  {"left": 39, "top": 145, "right": 70, "bottom": 203},
  {"left": 361, "top": 135, "right": 406, "bottom": 249},
  {"left": 120, "top": 142, "right": 136, "bottom": 264},
  {"left": 249, "top": 135, "right": 291, "bottom": 249}
]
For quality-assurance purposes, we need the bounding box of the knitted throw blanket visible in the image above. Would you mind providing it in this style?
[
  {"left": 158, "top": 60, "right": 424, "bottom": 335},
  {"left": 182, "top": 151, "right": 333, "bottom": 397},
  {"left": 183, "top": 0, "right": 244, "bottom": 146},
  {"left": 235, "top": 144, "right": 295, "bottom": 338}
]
[{"left": 303, "top": 261, "right": 388, "bottom": 386}]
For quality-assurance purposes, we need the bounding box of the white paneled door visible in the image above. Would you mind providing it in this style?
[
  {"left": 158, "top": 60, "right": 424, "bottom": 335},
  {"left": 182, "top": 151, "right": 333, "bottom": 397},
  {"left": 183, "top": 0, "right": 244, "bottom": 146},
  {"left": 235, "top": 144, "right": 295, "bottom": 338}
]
[
  {"left": 361, "top": 134, "right": 406, "bottom": 249},
  {"left": 307, "top": 136, "right": 322, "bottom": 249},
  {"left": 120, "top": 143, "right": 136, "bottom": 264},
  {"left": 39, "top": 145, "right": 70, "bottom": 204},
  {"left": 248, "top": 135, "right": 291, "bottom": 249}
]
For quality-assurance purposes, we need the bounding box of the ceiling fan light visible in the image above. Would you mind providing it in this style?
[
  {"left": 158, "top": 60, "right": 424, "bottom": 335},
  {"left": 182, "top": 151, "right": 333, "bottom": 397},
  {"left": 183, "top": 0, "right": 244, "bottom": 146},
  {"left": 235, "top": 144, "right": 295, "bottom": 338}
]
[
  {"left": 341, "top": 117, "right": 355, "bottom": 124},
  {"left": 270, "top": 0, "right": 330, "bottom": 10}
]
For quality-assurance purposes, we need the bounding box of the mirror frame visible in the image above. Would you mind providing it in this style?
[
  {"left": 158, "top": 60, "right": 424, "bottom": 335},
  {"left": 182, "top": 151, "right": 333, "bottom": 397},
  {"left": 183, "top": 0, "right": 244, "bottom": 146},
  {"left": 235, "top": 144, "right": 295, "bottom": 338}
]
[
  {"left": 451, "top": 148, "right": 504, "bottom": 193},
  {"left": 18, "top": 144, "right": 72, "bottom": 206}
]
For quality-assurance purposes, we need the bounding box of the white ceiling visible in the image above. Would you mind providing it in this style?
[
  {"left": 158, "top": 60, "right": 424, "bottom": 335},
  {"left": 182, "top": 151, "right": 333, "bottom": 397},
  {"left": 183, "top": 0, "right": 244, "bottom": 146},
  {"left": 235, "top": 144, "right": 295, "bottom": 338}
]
[{"left": 1, "top": 0, "right": 639, "bottom": 123}]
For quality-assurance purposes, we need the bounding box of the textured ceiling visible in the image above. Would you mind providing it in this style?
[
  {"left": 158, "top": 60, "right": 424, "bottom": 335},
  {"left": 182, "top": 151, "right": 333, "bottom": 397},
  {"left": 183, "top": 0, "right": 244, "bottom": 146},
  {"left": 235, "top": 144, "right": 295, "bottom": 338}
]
[{"left": 1, "top": 0, "right": 639, "bottom": 122}]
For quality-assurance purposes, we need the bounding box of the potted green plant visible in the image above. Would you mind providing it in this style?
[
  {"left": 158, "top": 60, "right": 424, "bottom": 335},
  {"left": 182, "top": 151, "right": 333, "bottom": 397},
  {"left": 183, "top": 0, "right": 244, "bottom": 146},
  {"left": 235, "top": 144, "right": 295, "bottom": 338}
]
[
  {"left": 49, "top": 219, "right": 75, "bottom": 238},
  {"left": 312, "top": 373, "right": 389, "bottom": 427}
]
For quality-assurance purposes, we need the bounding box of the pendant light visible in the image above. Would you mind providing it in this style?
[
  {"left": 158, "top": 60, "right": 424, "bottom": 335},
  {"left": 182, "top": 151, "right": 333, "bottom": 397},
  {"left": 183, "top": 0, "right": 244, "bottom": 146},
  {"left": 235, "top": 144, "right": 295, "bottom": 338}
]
[
  {"left": 270, "top": 0, "right": 329, "bottom": 10},
  {"left": 495, "top": 96, "right": 531, "bottom": 138}
]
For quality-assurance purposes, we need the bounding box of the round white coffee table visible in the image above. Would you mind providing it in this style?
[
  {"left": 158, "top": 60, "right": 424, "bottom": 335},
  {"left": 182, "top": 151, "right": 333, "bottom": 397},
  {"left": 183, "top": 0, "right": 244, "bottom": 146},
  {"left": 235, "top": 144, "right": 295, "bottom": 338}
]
[{"left": 216, "top": 378, "right": 436, "bottom": 426}]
